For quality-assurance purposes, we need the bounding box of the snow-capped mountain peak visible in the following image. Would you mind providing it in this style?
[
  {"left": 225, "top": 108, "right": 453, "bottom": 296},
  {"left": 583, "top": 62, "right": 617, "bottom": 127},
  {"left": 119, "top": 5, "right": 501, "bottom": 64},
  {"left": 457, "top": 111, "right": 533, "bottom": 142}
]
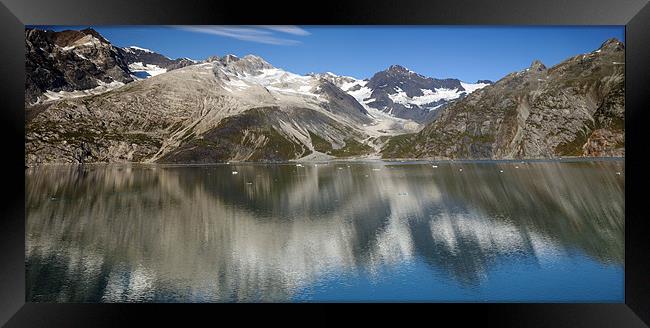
[
  {"left": 387, "top": 64, "right": 416, "bottom": 75},
  {"left": 203, "top": 57, "right": 421, "bottom": 140},
  {"left": 120, "top": 45, "right": 197, "bottom": 79},
  {"left": 317, "top": 66, "right": 492, "bottom": 123},
  {"left": 211, "top": 54, "right": 275, "bottom": 76}
]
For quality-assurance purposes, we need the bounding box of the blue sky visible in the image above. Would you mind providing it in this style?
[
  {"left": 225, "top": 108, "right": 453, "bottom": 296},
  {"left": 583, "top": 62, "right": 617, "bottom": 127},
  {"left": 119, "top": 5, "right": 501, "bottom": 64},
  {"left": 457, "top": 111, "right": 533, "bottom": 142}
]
[{"left": 31, "top": 25, "right": 624, "bottom": 82}]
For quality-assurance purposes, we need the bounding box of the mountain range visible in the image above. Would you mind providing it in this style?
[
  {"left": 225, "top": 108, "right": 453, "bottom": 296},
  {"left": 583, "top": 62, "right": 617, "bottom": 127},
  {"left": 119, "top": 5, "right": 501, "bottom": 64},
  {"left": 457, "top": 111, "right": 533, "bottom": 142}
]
[{"left": 25, "top": 28, "right": 624, "bottom": 165}]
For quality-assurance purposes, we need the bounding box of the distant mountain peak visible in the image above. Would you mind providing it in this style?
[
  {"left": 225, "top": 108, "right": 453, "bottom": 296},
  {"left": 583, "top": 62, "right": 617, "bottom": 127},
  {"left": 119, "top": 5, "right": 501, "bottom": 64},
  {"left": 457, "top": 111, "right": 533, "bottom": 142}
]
[
  {"left": 227, "top": 54, "right": 272, "bottom": 70},
  {"left": 119, "top": 44, "right": 196, "bottom": 78},
  {"left": 529, "top": 60, "right": 547, "bottom": 71},
  {"left": 79, "top": 27, "right": 110, "bottom": 43},
  {"left": 387, "top": 65, "right": 412, "bottom": 74},
  {"left": 212, "top": 54, "right": 274, "bottom": 76},
  {"left": 599, "top": 38, "right": 624, "bottom": 52},
  {"left": 241, "top": 54, "right": 273, "bottom": 67},
  {"left": 242, "top": 54, "right": 261, "bottom": 60},
  {"left": 222, "top": 54, "right": 240, "bottom": 63}
]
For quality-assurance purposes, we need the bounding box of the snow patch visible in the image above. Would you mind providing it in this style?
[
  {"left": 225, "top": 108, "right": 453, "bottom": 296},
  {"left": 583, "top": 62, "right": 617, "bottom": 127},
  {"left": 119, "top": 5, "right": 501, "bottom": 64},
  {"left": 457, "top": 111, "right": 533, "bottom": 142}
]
[
  {"left": 128, "top": 46, "right": 154, "bottom": 53},
  {"left": 40, "top": 81, "right": 125, "bottom": 103},
  {"left": 389, "top": 88, "right": 462, "bottom": 109},
  {"left": 61, "top": 41, "right": 94, "bottom": 51},
  {"left": 128, "top": 62, "right": 167, "bottom": 78},
  {"left": 460, "top": 81, "right": 490, "bottom": 93},
  {"left": 218, "top": 67, "right": 322, "bottom": 100}
]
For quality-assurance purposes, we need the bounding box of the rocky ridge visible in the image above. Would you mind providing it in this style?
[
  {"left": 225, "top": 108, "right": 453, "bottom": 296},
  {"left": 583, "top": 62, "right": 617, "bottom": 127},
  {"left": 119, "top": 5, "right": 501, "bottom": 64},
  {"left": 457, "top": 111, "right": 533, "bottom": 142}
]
[{"left": 381, "top": 38, "right": 625, "bottom": 159}]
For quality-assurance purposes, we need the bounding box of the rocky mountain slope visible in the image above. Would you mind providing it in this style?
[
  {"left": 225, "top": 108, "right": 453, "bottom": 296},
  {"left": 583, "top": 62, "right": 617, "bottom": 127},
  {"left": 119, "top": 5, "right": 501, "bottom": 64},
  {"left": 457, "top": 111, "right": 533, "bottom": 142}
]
[
  {"left": 317, "top": 66, "right": 491, "bottom": 123},
  {"left": 381, "top": 38, "right": 625, "bottom": 159},
  {"left": 26, "top": 54, "right": 412, "bottom": 165},
  {"left": 25, "top": 28, "right": 134, "bottom": 105}
]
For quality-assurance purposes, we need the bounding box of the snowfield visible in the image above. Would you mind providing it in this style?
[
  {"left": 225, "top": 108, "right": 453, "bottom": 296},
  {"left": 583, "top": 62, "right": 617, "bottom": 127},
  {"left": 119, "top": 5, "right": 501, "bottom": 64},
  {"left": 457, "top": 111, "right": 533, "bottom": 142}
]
[
  {"left": 126, "top": 46, "right": 154, "bottom": 53},
  {"left": 40, "top": 81, "right": 126, "bottom": 103},
  {"left": 460, "top": 81, "right": 491, "bottom": 93},
  {"left": 129, "top": 62, "right": 168, "bottom": 78}
]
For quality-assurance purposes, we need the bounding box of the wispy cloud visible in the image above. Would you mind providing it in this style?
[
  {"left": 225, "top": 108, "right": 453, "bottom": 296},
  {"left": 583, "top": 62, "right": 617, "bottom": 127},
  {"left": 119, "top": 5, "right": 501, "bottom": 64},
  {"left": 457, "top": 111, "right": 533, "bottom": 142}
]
[
  {"left": 175, "top": 25, "right": 310, "bottom": 45},
  {"left": 259, "top": 26, "right": 311, "bottom": 36}
]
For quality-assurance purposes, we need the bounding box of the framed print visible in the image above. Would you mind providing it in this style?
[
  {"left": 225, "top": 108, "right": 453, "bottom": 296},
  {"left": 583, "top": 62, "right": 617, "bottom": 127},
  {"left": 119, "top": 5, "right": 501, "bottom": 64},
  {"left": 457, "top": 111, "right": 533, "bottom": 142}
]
[{"left": 1, "top": 0, "right": 649, "bottom": 326}]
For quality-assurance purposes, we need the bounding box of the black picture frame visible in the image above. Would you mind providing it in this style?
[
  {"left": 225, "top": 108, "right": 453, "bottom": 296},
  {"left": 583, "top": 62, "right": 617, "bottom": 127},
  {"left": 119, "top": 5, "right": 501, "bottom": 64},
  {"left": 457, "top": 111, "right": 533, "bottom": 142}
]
[{"left": 1, "top": 0, "right": 648, "bottom": 326}]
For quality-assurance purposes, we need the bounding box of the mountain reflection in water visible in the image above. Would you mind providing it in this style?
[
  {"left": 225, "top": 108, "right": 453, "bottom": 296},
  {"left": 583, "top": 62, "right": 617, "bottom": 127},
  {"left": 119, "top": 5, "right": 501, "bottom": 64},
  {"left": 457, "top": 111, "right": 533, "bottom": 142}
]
[{"left": 26, "top": 161, "right": 624, "bottom": 302}]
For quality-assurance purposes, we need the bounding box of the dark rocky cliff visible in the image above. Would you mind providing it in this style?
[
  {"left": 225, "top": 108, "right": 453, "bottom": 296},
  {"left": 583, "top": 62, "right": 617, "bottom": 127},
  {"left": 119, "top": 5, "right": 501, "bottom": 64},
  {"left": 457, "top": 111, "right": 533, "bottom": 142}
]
[{"left": 25, "top": 28, "right": 134, "bottom": 105}]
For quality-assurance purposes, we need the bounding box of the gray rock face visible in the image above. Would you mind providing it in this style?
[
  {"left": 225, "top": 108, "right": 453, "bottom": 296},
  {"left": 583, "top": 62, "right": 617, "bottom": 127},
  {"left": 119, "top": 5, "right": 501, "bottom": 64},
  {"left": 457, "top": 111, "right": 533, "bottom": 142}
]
[
  {"left": 211, "top": 54, "right": 275, "bottom": 75},
  {"left": 381, "top": 38, "right": 625, "bottom": 159},
  {"left": 25, "top": 28, "right": 134, "bottom": 105},
  {"left": 314, "top": 79, "right": 371, "bottom": 123}
]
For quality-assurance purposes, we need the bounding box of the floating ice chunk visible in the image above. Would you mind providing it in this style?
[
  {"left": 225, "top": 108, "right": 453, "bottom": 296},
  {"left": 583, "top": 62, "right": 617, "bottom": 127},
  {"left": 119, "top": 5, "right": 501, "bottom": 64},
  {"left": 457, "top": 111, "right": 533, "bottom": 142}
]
[
  {"left": 459, "top": 168, "right": 463, "bottom": 172},
  {"left": 232, "top": 171, "right": 238, "bottom": 175},
  {"left": 515, "top": 166, "right": 519, "bottom": 169},
  {"left": 616, "top": 172, "right": 621, "bottom": 175},
  {"left": 296, "top": 164, "right": 304, "bottom": 167},
  {"left": 372, "top": 168, "right": 381, "bottom": 171},
  {"left": 337, "top": 167, "right": 343, "bottom": 170},
  {"left": 432, "top": 165, "right": 438, "bottom": 168},
  {"left": 246, "top": 182, "right": 253, "bottom": 185},
  {"left": 499, "top": 170, "right": 504, "bottom": 173}
]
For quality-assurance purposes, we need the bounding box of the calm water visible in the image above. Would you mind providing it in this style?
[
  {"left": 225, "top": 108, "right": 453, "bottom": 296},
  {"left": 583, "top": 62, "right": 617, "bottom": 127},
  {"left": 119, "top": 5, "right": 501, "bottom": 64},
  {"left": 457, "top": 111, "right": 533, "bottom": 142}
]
[{"left": 25, "top": 160, "right": 624, "bottom": 302}]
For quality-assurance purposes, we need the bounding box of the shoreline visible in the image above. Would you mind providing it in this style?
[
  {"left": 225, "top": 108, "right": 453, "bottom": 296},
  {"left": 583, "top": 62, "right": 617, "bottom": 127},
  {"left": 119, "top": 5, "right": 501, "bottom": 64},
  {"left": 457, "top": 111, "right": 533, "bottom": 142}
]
[{"left": 25, "top": 156, "right": 626, "bottom": 168}]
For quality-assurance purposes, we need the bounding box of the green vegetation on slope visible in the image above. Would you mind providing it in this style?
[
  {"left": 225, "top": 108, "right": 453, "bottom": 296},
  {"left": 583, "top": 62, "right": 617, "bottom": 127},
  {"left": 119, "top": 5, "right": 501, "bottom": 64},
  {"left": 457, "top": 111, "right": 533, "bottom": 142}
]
[
  {"left": 330, "top": 138, "right": 374, "bottom": 157},
  {"left": 308, "top": 131, "right": 334, "bottom": 153},
  {"left": 380, "top": 133, "right": 418, "bottom": 158},
  {"left": 157, "top": 107, "right": 309, "bottom": 163}
]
